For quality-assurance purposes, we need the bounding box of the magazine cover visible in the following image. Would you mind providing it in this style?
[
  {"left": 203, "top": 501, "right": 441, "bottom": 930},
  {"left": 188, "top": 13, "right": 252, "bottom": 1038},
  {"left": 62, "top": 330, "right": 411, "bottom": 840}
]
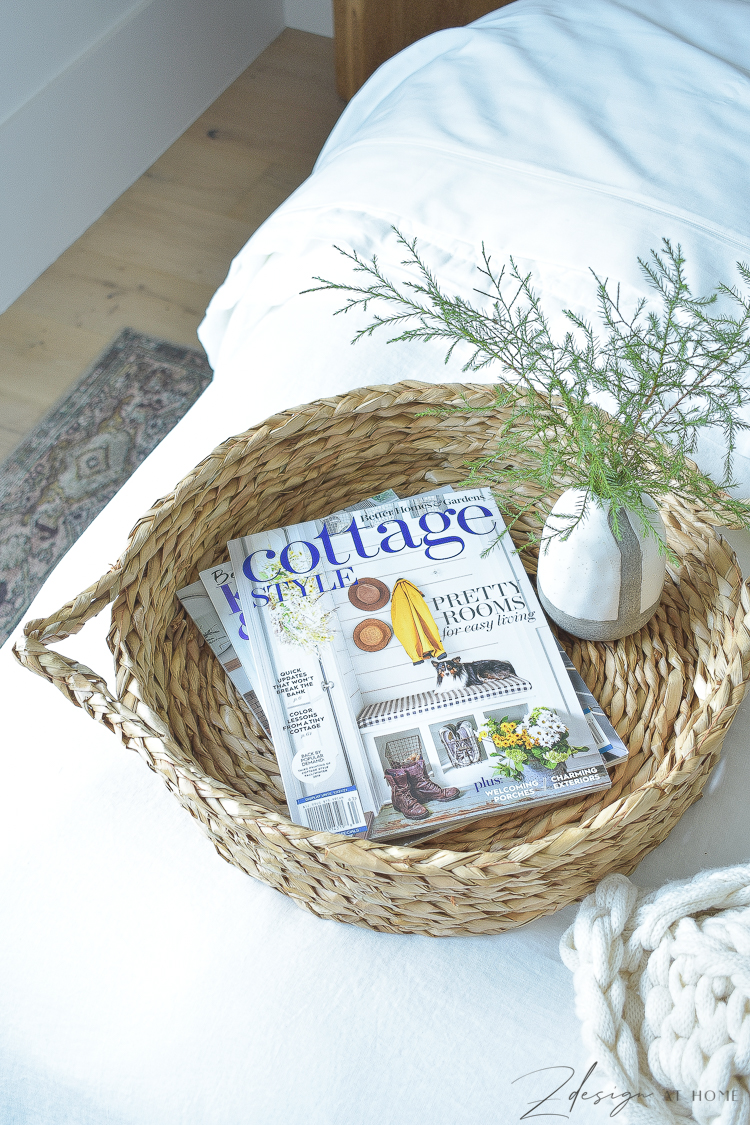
[
  {"left": 197, "top": 490, "right": 405, "bottom": 724},
  {"left": 176, "top": 581, "right": 270, "bottom": 736},
  {"left": 228, "top": 488, "right": 611, "bottom": 841},
  {"left": 555, "top": 639, "right": 628, "bottom": 766},
  {"left": 198, "top": 560, "right": 269, "bottom": 714}
]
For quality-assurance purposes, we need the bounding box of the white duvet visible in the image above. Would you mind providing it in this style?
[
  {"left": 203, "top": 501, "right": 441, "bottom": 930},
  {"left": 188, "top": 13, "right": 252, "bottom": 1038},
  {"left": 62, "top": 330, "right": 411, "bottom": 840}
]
[{"left": 199, "top": 0, "right": 750, "bottom": 492}]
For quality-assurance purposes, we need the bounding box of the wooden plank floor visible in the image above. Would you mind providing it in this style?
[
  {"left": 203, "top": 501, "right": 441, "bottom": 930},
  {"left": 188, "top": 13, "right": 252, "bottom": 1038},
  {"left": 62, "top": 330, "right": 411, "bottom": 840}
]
[{"left": 0, "top": 29, "right": 344, "bottom": 465}]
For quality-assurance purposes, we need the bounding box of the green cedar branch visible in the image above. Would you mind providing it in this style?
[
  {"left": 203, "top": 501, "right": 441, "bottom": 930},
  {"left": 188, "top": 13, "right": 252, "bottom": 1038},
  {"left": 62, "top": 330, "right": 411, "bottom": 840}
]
[{"left": 306, "top": 231, "right": 750, "bottom": 553}]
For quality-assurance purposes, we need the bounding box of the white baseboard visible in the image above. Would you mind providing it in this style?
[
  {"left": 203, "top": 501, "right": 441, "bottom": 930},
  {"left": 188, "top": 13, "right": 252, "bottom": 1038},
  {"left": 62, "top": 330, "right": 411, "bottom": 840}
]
[{"left": 0, "top": 0, "right": 285, "bottom": 314}]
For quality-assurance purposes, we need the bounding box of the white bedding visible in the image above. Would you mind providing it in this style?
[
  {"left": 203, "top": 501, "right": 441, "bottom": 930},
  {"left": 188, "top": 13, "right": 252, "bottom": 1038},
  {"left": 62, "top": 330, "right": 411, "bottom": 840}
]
[
  {"left": 200, "top": 0, "right": 750, "bottom": 492},
  {"left": 3, "top": 4, "right": 750, "bottom": 1121}
]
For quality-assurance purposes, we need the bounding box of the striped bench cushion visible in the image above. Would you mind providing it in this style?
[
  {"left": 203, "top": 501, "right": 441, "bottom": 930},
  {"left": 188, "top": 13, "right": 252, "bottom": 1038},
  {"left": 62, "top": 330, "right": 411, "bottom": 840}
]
[{"left": 356, "top": 676, "right": 533, "bottom": 729}]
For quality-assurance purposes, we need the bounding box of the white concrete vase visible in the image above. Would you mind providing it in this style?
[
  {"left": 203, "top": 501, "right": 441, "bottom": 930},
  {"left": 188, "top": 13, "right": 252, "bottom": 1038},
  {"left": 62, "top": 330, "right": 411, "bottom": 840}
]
[{"left": 536, "top": 488, "right": 666, "bottom": 642}]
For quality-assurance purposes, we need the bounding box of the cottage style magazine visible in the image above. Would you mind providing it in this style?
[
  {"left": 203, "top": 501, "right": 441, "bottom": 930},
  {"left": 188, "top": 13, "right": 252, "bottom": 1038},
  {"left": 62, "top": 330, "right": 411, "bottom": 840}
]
[
  {"left": 226, "top": 488, "right": 611, "bottom": 841},
  {"left": 183, "top": 490, "right": 626, "bottom": 781}
]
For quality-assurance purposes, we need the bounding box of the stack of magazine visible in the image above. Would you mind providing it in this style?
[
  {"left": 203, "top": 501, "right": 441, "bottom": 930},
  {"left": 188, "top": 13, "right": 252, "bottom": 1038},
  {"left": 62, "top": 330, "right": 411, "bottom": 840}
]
[{"left": 178, "top": 487, "right": 626, "bottom": 843}]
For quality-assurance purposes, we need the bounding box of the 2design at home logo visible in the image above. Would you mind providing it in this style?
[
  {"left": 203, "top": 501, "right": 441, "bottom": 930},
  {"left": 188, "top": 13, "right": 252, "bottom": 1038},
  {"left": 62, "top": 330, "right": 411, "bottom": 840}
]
[
  {"left": 512, "top": 1063, "right": 646, "bottom": 1118},
  {"left": 511, "top": 1063, "right": 740, "bottom": 1119}
]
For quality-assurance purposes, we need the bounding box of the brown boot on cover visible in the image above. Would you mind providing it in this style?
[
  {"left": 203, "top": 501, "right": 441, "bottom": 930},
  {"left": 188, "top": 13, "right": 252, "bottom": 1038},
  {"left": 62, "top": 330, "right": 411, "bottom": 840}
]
[
  {"left": 384, "top": 767, "right": 430, "bottom": 820},
  {"left": 404, "top": 758, "right": 460, "bottom": 802}
]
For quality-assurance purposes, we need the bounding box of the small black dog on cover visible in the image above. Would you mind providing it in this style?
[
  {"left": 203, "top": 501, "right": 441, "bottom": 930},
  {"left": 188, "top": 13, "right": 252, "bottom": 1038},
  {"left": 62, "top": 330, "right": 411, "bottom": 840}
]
[{"left": 432, "top": 656, "right": 517, "bottom": 691}]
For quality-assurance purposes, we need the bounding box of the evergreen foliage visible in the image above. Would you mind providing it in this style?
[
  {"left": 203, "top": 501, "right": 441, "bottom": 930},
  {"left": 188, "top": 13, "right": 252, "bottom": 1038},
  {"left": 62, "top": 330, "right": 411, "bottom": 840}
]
[{"left": 309, "top": 232, "right": 750, "bottom": 552}]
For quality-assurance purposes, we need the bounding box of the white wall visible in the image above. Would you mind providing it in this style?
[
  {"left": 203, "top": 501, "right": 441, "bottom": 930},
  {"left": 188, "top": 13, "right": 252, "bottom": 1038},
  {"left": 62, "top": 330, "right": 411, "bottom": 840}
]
[
  {"left": 0, "top": 0, "right": 143, "bottom": 126},
  {"left": 0, "top": 0, "right": 285, "bottom": 314},
  {"left": 283, "top": 0, "right": 333, "bottom": 38}
]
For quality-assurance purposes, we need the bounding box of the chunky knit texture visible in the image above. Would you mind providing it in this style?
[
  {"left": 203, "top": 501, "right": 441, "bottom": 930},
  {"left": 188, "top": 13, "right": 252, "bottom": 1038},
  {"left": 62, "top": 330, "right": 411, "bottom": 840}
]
[{"left": 560, "top": 867, "right": 750, "bottom": 1123}]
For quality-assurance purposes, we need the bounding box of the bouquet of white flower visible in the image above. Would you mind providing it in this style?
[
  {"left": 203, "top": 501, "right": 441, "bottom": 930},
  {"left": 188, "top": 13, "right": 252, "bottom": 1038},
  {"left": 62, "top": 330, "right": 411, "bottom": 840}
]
[{"left": 259, "top": 562, "right": 336, "bottom": 653}]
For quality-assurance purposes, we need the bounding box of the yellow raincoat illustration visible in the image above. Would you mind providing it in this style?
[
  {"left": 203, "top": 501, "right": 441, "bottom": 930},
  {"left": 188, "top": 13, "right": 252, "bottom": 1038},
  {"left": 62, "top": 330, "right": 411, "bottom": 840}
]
[{"left": 391, "top": 578, "right": 447, "bottom": 665}]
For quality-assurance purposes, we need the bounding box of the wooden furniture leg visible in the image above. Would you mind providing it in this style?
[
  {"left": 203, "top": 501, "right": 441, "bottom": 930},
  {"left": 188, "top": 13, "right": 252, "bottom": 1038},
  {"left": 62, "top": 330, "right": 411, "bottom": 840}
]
[{"left": 333, "top": 0, "right": 517, "bottom": 101}]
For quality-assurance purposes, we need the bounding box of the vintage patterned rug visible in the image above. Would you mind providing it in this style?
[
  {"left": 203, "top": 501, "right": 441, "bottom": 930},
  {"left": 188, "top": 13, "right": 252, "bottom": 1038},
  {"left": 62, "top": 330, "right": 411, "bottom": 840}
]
[{"left": 0, "top": 329, "right": 212, "bottom": 647}]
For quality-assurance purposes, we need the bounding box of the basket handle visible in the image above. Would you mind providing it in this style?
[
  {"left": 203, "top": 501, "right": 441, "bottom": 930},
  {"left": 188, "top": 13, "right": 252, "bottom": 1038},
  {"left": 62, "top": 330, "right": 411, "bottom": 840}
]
[
  {"left": 13, "top": 563, "right": 248, "bottom": 801},
  {"left": 13, "top": 565, "right": 172, "bottom": 748}
]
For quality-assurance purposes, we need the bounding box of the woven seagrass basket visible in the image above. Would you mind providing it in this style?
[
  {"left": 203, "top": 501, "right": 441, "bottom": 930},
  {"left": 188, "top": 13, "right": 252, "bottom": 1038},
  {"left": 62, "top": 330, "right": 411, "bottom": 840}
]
[{"left": 15, "top": 381, "right": 750, "bottom": 936}]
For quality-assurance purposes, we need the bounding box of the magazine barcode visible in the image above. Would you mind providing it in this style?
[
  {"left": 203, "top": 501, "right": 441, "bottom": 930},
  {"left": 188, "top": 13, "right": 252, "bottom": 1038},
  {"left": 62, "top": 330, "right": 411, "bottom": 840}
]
[
  {"left": 585, "top": 710, "right": 612, "bottom": 751},
  {"left": 304, "top": 796, "right": 362, "bottom": 833}
]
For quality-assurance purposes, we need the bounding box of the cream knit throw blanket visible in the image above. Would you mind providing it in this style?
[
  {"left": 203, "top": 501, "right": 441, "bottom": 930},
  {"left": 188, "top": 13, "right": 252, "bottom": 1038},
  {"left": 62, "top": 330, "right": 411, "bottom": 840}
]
[{"left": 560, "top": 866, "right": 750, "bottom": 1124}]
